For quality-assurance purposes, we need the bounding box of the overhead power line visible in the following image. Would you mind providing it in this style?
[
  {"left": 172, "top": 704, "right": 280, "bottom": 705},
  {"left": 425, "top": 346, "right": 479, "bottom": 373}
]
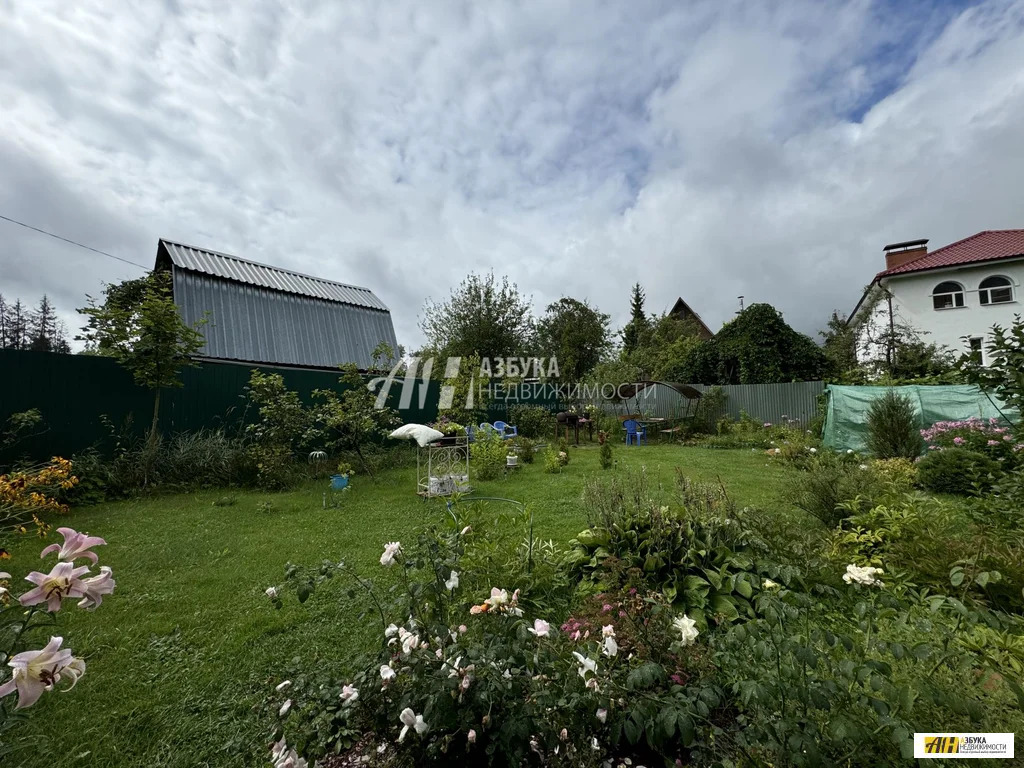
[{"left": 0, "top": 213, "right": 150, "bottom": 270}]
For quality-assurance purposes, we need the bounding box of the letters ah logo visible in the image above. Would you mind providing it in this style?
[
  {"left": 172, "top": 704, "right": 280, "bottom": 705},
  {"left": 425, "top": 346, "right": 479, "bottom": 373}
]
[{"left": 924, "top": 736, "right": 960, "bottom": 754}]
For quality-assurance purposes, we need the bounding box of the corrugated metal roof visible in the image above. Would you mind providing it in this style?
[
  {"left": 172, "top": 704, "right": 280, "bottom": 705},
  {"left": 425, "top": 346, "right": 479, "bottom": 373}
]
[
  {"left": 159, "top": 239, "right": 390, "bottom": 311},
  {"left": 173, "top": 270, "right": 399, "bottom": 370}
]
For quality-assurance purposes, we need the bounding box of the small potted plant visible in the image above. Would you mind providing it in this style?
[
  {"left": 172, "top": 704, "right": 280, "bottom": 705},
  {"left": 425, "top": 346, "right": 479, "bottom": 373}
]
[
  {"left": 331, "top": 462, "right": 354, "bottom": 491},
  {"left": 430, "top": 416, "right": 466, "bottom": 446}
]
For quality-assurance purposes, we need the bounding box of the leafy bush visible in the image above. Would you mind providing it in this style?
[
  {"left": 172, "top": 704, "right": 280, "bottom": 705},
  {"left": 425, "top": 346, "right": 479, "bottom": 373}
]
[
  {"left": 266, "top": 519, "right": 725, "bottom": 767},
  {"left": 866, "top": 389, "right": 923, "bottom": 459},
  {"left": 471, "top": 432, "right": 506, "bottom": 481},
  {"left": 263, "top": 472, "right": 1024, "bottom": 768},
  {"left": 870, "top": 457, "right": 918, "bottom": 493},
  {"left": 506, "top": 405, "right": 554, "bottom": 439},
  {"left": 60, "top": 428, "right": 257, "bottom": 501},
  {"left": 508, "top": 436, "right": 535, "bottom": 464},
  {"left": 599, "top": 441, "right": 613, "bottom": 469},
  {"left": 917, "top": 448, "right": 1002, "bottom": 496},
  {"left": 785, "top": 451, "right": 881, "bottom": 527},
  {"left": 920, "top": 418, "right": 1017, "bottom": 463},
  {"left": 570, "top": 471, "right": 772, "bottom": 628},
  {"left": 543, "top": 446, "right": 567, "bottom": 473},
  {"left": 557, "top": 437, "right": 570, "bottom": 461}
]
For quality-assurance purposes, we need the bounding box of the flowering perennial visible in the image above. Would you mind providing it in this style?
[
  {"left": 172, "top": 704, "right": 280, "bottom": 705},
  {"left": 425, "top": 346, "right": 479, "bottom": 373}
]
[
  {"left": 843, "top": 564, "right": 884, "bottom": 587},
  {"left": 0, "top": 636, "right": 83, "bottom": 709},
  {"left": 672, "top": 614, "right": 700, "bottom": 647}
]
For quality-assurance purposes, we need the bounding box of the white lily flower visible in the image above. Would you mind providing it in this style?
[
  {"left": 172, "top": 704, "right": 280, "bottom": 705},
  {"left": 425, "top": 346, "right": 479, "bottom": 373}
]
[
  {"left": 279, "top": 699, "right": 292, "bottom": 717},
  {"left": 445, "top": 571, "right": 459, "bottom": 591},
  {"left": 275, "top": 680, "right": 292, "bottom": 692},
  {"left": 596, "top": 708, "right": 607, "bottom": 723}
]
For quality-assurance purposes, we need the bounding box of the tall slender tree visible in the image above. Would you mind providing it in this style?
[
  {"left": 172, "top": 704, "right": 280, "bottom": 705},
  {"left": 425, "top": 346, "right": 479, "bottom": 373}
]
[
  {"left": 621, "top": 283, "right": 650, "bottom": 355},
  {"left": 28, "top": 295, "right": 69, "bottom": 353},
  {"left": 5, "top": 300, "right": 29, "bottom": 350},
  {"left": 79, "top": 271, "right": 207, "bottom": 442}
]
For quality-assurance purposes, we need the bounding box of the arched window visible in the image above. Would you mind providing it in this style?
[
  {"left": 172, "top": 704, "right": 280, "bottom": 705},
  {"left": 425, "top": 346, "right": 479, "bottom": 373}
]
[
  {"left": 932, "top": 281, "right": 965, "bottom": 310},
  {"left": 979, "top": 276, "right": 1014, "bottom": 305}
]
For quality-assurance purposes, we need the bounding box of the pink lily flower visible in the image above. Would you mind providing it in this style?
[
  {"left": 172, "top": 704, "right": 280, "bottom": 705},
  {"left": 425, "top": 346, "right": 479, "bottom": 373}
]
[
  {"left": 40, "top": 527, "right": 107, "bottom": 565},
  {"left": 78, "top": 566, "right": 116, "bottom": 610},
  {"left": 0, "top": 636, "right": 75, "bottom": 709},
  {"left": 19, "top": 561, "right": 91, "bottom": 612}
]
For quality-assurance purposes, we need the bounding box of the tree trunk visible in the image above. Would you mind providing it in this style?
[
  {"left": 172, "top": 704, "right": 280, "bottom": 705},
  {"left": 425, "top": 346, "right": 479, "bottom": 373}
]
[{"left": 149, "top": 388, "right": 162, "bottom": 445}]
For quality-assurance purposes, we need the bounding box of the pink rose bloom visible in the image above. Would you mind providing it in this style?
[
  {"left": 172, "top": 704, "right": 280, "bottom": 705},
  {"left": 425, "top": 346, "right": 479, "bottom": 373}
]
[
  {"left": 953, "top": 437, "right": 965, "bottom": 445},
  {"left": 987, "top": 440, "right": 1000, "bottom": 447}
]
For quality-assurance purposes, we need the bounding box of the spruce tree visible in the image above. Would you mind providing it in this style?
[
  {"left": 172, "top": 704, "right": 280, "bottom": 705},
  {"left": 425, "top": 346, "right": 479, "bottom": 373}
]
[{"left": 621, "top": 283, "right": 650, "bottom": 355}]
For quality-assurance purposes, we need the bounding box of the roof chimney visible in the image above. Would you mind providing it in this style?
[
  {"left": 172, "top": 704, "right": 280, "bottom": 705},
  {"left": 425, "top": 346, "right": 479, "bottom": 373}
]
[{"left": 883, "top": 238, "right": 928, "bottom": 271}]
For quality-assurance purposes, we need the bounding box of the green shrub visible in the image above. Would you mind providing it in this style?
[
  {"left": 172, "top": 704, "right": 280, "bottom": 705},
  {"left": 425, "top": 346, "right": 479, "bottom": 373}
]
[
  {"left": 599, "top": 440, "right": 613, "bottom": 469},
  {"left": 542, "top": 446, "right": 566, "bottom": 473},
  {"left": 870, "top": 457, "right": 918, "bottom": 493},
  {"left": 570, "top": 471, "right": 772, "bottom": 627},
  {"left": 917, "top": 448, "right": 1002, "bottom": 495},
  {"left": 557, "top": 437, "right": 570, "bottom": 463},
  {"left": 471, "top": 432, "right": 507, "bottom": 481},
  {"left": 508, "top": 436, "right": 535, "bottom": 464},
  {"left": 506, "top": 405, "right": 554, "bottom": 438},
  {"left": 785, "top": 451, "right": 881, "bottom": 526},
  {"left": 866, "top": 389, "right": 923, "bottom": 459}
]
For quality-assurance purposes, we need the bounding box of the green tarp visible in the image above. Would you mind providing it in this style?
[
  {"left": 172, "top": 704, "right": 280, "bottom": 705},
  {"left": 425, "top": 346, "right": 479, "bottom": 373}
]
[{"left": 823, "top": 385, "right": 1018, "bottom": 454}]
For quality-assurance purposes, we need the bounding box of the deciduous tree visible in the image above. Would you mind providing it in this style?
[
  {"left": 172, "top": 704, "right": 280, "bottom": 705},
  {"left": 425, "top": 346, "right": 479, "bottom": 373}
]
[
  {"left": 535, "top": 297, "right": 611, "bottom": 382},
  {"left": 78, "top": 271, "right": 206, "bottom": 442},
  {"left": 419, "top": 272, "right": 534, "bottom": 361}
]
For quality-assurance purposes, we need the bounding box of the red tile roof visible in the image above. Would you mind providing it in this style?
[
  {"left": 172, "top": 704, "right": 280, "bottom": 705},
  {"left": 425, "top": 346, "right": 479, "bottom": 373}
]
[{"left": 879, "top": 229, "right": 1024, "bottom": 277}]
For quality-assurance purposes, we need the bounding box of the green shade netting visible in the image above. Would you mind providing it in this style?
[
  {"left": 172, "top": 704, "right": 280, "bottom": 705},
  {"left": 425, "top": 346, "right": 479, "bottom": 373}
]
[{"left": 822, "top": 385, "right": 1018, "bottom": 454}]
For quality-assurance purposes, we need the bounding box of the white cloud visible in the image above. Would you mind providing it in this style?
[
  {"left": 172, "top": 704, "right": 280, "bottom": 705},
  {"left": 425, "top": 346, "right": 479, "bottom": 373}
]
[{"left": 1, "top": 0, "right": 1023, "bottom": 353}]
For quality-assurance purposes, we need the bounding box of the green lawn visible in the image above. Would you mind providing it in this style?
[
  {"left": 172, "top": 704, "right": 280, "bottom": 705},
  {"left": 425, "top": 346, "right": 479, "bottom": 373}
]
[{"left": 3, "top": 444, "right": 799, "bottom": 768}]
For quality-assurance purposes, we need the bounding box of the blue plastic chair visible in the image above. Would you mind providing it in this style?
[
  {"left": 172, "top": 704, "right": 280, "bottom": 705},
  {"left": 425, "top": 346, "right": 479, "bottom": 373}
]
[
  {"left": 623, "top": 419, "right": 646, "bottom": 446},
  {"left": 493, "top": 420, "right": 518, "bottom": 439}
]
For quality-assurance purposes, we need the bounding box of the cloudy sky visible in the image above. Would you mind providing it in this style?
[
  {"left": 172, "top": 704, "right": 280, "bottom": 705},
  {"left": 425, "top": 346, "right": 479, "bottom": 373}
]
[{"left": 2, "top": 0, "right": 1024, "bottom": 352}]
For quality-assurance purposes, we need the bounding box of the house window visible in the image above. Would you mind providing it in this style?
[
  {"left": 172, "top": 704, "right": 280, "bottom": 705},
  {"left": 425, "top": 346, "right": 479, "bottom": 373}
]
[
  {"left": 932, "top": 281, "right": 965, "bottom": 310},
  {"left": 978, "top": 276, "right": 1014, "bottom": 305},
  {"left": 969, "top": 337, "right": 983, "bottom": 362}
]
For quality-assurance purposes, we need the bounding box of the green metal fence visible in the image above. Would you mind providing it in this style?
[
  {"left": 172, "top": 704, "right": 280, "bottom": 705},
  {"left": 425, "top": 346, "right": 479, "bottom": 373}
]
[{"left": 0, "top": 351, "right": 561, "bottom": 462}]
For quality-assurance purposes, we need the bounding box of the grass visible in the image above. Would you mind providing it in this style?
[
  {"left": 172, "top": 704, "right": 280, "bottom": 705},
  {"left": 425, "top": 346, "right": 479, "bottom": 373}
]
[{"left": 2, "top": 444, "right": 798, "bottom": 767}]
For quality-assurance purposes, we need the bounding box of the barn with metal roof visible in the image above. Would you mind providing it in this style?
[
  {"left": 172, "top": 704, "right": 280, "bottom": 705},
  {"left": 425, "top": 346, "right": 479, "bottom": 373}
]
[{"left": 155, "top": 239, "right": 399, "bottom": 370}]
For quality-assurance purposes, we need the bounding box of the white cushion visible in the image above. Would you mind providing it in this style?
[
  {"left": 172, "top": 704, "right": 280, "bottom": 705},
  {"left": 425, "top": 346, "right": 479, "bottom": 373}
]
[{"left": 389, "top": 423, "right": 445, "bottom": 447}]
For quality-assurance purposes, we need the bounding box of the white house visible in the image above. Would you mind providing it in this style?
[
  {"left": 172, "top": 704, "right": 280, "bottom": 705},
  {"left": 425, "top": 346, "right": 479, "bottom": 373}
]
[{"left": 852, "top": 230, "right": 1024, "bottom": 366}]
